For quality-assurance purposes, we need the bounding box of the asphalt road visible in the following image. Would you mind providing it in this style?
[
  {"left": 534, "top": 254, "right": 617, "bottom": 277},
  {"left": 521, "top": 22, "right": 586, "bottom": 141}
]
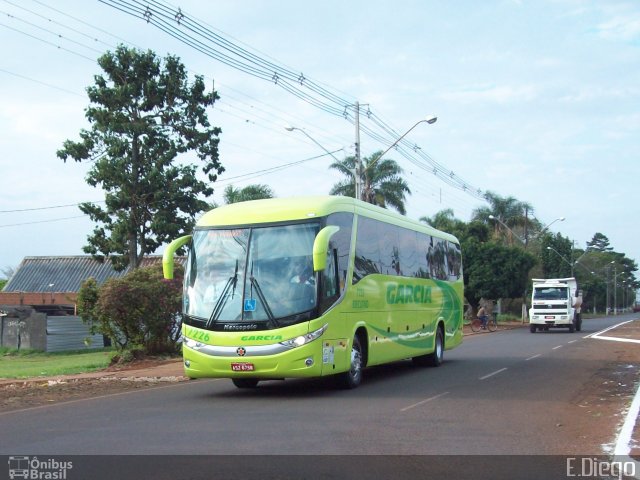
[{"left": 1, "top": 314, "right": 638, "bottom": 479}]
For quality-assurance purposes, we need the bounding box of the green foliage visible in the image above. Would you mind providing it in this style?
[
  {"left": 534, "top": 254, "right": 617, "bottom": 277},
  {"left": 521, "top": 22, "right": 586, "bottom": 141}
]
[
  {"left": 57, "top": 45, "right": 222, "bottom": 270},
  {"left": 540, "top": 233, "right": 573, "bottom": 277},
  {"left": 462, "top": 238, "right": 536, "bottom": 308},
  {"left": 329, "top": 151, "right": 411, "bottom": 214},
  {"left": 77, "top": 264, "right": 184, "bottom": 356},
  {"left": 422, "top": 209, "right": 536, "bottom": 310},
  {"left": 223, "top": 184, "right": 275, "bottom": 204},
  {"left": 472, "top": 191, "right": 535, "bottom": 244},
  {"left": 0, "top": 279, "right": 6, "bottom": 291},
  {"left": 0, "top": 349, "right": 114, "bottom": 379}
]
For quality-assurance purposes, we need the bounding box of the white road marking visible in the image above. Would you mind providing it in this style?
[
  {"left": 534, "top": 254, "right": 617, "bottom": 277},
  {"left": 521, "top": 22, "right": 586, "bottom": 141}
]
[
  {"left": 479, "top": 368, "right": 507, "bottom": 380},
  {"left": 400, "top": 391, "right": 450, "bottom": 412},
  {"left": 525, "top": 354, "right": 541, "bottom": 361},
  {"left": 586, "top": 319, "right": 635, "bottom": 339},
  {"left": 614, "top": 375, "right": 640, "bottom": 456},
  {"left": 553, "top": 345, "right": 563, "bottom": 350}
]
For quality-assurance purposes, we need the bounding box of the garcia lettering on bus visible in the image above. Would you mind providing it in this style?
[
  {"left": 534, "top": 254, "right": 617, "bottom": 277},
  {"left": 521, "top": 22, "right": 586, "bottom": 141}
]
[{"left": 386, "top": 283, "right": 432, "bottom": 305}]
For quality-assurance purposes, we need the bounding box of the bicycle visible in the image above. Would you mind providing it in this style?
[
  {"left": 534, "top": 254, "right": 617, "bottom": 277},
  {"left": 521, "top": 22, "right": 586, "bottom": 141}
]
[{"left": 470, "top": 315, "right": 497, "bottom": 333}]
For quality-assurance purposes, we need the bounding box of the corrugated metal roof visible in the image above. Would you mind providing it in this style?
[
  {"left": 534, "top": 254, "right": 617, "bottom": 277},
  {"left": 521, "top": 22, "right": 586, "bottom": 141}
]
[{"left": 3, "top": 255, "right": 185, "bottom": 293}]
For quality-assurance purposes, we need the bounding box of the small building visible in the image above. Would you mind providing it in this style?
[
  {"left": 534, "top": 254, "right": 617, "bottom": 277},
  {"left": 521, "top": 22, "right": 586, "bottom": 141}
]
[{"left": 0, "top": 255, "right": 181, "bottom": 352}]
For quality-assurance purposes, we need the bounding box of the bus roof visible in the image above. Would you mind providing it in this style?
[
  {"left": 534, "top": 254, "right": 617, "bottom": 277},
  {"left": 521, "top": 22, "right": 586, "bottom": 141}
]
[{"left": 196, "top": 195, "right": 458, "bottom": 243}]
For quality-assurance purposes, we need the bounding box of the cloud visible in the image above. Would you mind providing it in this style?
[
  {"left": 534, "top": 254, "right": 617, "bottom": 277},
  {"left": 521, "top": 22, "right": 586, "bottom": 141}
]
[
  {"left": 596, "top": 13, "right": 640, "bottom": 41},
  {"left": 559, "top": 85, "right": 640, "bottom": 103},
  {"left": 438, "top": 84, "right": 538, "bottom": 104}
]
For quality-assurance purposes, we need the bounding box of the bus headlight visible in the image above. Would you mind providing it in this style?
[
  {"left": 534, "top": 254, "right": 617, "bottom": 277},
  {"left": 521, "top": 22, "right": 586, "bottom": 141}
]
[
  {"left": 280, "top": 324, "right": 328, "bottom": 348},
  {"left": 185, "top": 338, "right": 203, "bottom": 349}
]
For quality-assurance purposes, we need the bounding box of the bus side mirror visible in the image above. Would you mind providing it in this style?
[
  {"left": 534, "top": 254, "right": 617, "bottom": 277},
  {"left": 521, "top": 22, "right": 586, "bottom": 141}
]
[
  {"left": 163, "top": 235, "right": 192, "bottom": 279},
  {"left": 313, "top": 226, "right": 340, "bottom": 272}
]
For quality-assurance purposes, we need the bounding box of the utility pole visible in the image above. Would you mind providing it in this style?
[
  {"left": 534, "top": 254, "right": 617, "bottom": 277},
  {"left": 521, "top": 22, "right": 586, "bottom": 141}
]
[{"left": 354, "top": 101, "right": 362, "bottom": 200}]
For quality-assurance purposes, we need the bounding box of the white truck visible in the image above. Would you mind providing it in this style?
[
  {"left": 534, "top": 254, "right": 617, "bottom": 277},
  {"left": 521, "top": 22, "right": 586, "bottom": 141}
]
[{"left": 529, "top": 278, "right": 582, "bottom": 333}]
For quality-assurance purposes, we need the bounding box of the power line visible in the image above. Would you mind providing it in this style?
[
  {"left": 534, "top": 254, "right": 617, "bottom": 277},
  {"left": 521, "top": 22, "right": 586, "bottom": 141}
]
[{"left": 0, "top": 215, "right": 88, "bottom": 228}]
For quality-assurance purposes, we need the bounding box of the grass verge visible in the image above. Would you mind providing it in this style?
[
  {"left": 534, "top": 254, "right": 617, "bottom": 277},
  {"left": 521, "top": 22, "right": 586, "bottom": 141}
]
[{"left": 0, "top": 348, "right": 115, "bottom": 379}]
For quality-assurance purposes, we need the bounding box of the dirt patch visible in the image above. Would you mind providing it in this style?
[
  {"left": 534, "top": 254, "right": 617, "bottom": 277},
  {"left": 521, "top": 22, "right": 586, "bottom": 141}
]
[
  {"left": 0, "top": 357, "right": 186, "bottom": 413},
  {"left": 567, "top": 346, "right": 640, "bottom": 455}
]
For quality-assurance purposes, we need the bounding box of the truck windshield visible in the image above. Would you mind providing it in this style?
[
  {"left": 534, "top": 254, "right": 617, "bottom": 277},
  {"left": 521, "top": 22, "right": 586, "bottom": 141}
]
[
  {"left": 533, "top": 287, "right": 568, "bottom": 301},
  {"left": 184, "top": 222, "right": 319, "bottom": 328}
]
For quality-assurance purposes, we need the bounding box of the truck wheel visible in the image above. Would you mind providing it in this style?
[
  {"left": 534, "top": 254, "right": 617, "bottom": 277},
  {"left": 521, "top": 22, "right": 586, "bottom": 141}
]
[{"left": 530, "top": 325, "right": 537, "bottom": 333}]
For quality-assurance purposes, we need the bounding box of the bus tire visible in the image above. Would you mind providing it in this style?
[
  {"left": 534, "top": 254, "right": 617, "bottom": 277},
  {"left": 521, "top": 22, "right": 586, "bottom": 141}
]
[
  {"left": 335, "top": 334, "right": 364, "bottom": 389},
  {"left": 232, "top": 378, "right": 259, "bottom": 389},
  {"left": 414, "top": 325, "right": 444, "bottom": 367}
]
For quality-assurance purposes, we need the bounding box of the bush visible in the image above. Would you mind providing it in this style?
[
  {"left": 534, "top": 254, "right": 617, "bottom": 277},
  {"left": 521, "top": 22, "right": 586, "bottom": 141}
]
[{"left": 78, "top": 264, "right": 183, "bottom": 356}]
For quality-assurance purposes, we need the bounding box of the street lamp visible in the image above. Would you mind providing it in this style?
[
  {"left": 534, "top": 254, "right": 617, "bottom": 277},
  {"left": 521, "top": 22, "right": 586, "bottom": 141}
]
[
  {"left": 285, "top": 125, "right": 354, "bottom": 195},
  {"left": 540, "top": 217, "right": 565, "bottom": 233},
  {"left": 488, "top": 215, "right": 525, "bottom": 245},
  {"left": 545, "top": 246, "right": 575, "bottom": 276},
  {"left": 358, "top": 115, "right": 437, "bottom": 200},
  {"left": 284, "top": 126, "right": 343, "bottom": 163}
]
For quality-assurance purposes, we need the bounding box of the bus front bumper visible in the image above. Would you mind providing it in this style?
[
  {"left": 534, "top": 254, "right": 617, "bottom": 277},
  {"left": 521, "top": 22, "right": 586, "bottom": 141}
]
[{"left": 181, "top": 339, "right": 340, "bottom": 379}]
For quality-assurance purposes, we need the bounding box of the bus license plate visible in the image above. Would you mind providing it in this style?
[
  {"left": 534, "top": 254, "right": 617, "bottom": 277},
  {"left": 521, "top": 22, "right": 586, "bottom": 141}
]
[{"left": 231, "top": 363, "right": 255, "bottom": 372}]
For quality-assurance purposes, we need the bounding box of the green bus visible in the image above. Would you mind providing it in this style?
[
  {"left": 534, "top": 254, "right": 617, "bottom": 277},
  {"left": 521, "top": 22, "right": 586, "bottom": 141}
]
[{"left": 163, "top": 196, "right": 463, "bottom": 389}]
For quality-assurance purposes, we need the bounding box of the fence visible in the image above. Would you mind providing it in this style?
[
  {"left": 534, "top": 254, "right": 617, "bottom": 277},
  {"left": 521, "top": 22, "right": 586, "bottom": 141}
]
[{"left": 0, "top": 309, "right": 105, "bottom": 353}]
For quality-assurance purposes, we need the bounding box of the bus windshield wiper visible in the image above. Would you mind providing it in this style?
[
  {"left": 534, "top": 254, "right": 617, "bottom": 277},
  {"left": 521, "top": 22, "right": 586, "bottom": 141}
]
[
  {"left": 249, "top": 262, "right": 276, "bottom": 323},
  {"left": 206, "top": 260, "right": 238, "bottom": 328}
]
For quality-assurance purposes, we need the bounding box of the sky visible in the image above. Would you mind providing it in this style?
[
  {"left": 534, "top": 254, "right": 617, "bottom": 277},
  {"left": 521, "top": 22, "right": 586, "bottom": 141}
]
[{"left": 1, "top": 0, "right": 639, "bottom": 277}]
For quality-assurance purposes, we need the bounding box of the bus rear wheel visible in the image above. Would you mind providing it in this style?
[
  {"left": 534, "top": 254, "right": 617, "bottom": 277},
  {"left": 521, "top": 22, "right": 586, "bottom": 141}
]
[
  {"left": 335, "top": 335, "right": 363, "bottom": 389},
  {"left": 232, "top": 378, "right": 259, "bottom": 389},
  {"left": 413, "top": 326, "right": 444, "bottom": 367}
]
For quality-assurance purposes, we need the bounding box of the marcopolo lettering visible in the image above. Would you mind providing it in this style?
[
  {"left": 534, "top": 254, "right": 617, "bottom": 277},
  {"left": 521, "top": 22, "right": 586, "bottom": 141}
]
[{"left": 386, "top": 283, "right": 432, "bottom": 305}]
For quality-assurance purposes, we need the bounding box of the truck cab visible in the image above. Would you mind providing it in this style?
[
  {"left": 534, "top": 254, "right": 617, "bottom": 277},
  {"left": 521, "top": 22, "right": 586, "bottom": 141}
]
[{"left": 528, "top": 278, "right": 582, "bottom": 333}]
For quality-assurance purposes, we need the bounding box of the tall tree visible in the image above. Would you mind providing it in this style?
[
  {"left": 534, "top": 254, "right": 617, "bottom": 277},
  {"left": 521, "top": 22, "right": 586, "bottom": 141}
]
[
  {"left": 472, "top": 191, "right": 533, "bottom": 244},
  {"left": 586, "top": 232, "right": 614, "bottom": 252},
  {"left": 223, "top": 184, "right": 274, "bottom": 204},
  {"left": 329, "top": 151, "right": 411, "bottom": 214},
  {"left": 57, "top": 45, "right": 222, "bottom": 270}
]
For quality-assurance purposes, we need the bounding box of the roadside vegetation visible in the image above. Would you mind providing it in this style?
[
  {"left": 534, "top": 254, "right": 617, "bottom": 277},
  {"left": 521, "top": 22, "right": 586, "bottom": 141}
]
[{"left": 0, "top": 348, "right": 114, "bottom": 379}]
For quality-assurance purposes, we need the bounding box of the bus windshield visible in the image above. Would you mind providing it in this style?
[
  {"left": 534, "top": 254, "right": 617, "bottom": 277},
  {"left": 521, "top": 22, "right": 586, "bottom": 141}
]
[
  {"left": 533, "top": 286, "right": 568, "bottom": 301},
  {"left": 184, "top": 222, "right": 320, "bottom": 329}
]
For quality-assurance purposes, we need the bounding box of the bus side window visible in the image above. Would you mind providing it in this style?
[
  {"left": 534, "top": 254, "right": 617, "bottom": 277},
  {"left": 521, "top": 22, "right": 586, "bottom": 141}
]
[{"left": 319, "top": 247, "right": 340, "bottom": 313}]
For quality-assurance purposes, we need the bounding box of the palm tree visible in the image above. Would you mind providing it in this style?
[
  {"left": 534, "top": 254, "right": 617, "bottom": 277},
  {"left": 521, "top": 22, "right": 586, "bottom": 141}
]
[
  {"left": 329, "top": 151, "right": 411, "bottom": 215},
  {"left": 223, "top": 184, "right": 275, "bottom": 204},
  {"left": 472, "top": 191, "right": 533, "bottom": 244}
]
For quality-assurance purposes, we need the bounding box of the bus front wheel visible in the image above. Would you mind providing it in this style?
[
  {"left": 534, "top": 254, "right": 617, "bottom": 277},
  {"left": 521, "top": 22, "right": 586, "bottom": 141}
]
[{"left": 335, "top": 335, "right": 363, "bottom": 389}]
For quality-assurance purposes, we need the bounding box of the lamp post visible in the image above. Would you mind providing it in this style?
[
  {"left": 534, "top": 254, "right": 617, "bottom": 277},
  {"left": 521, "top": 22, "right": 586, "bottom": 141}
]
[
  {"left": 284, "top": 126, "right": 343, "bottom": 163},
  {"left": 285, "top": 126, "right": 353, "bottom": 194},
  {"left": 546, "top": 246, "right": 575, "bottom": 276},
  {"left": 605, "top": 261, "right": 614, "bottom": 315},
  {"left": 358, "top": 115, "right": 437, "bottom": 201},
  {"left": 488, "top": 215, "right": 526, "bottom": 245}
]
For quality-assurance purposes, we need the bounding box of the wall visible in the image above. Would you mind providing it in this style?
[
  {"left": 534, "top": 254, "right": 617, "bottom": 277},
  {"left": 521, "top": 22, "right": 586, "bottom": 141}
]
[{"left": 0, "top": 307, "right": 104, "bottom": 352}]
